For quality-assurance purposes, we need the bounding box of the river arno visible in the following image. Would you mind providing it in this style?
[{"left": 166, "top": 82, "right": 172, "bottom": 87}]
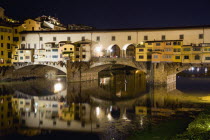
[{"left": 1, "top": 68, "right": 210, "bottom": 140}]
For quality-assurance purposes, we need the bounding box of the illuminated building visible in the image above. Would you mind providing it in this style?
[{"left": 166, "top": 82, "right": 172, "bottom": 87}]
[{"left": 23, "top": 15, "right": 66, "bottom": 31}]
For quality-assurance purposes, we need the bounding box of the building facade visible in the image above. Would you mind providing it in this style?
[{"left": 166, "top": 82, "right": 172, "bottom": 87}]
[{"left": 18, "top": 26, "right": 210, "bottom": 63}]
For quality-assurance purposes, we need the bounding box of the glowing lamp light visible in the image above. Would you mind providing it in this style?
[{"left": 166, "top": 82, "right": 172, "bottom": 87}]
[
  {"left": 95, "top": 47, "right": 102, "bottom": 52},
  {"left": 110, "top": 49, "right": 113, "bottom": 52},
  {"left": 54, "top": 83, "right": 63, "bottom": 93}
]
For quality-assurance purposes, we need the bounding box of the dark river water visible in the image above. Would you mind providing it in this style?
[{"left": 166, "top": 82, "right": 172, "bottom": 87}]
[{"left": 1, "top": 67, "right": 210, "bottom": 140}]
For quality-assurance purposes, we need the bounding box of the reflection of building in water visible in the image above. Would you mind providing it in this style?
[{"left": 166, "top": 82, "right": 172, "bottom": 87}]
[
  {"left": 0, "top": 95, "right": 14, "bottom": 131},
  {"left": 10, "top": 94, "right": 103, "bottom": 133}
]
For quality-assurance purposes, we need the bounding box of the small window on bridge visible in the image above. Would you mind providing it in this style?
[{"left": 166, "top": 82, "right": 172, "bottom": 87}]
[
  {"left": 139, "top": 55, "right": 144, "bottom": 59},
  {"left": 156, "top": 43, "right": 161, "bottom": 46},
  {"left": 175, "top": 56, "right": 180, "bottom": 59},
  {"left": 139, "top": 49, "right": 144, "bottom": 52},
  {"left": 205, "top": 57, "right": 210, "bottom": 60},
  {"left": 199, "top": 34, "right": 203, "bottom": 39},
  {"left": 184, "top": 56, "right": 189, "bottom": 59},
  {"left": 183, "top": 48, "right": 191, "bottom": 51},
  {"left": 195, "top": 55, "right": 200, "bottom": 60},
  {"left": 52, "top": 49, "right": 58, "bottom": 52},
  {"left": 179, "top": 35, "right": 184, "bottom": 40},
  {"left": 147, "top": 55, "right": 152, "bottom": 59},
  {"left": 154, "top": 55, "right": 158, "bottom": 59},
  {"left": 162, "top": 35, "right": 166, "bottom": 40},
  {"left": 144, "top": 36, "right": 148, "bottom": 40},
  {"left": 128, "top": 36, "right": 131, "bottom": 40},
  {"left": 96, "top": 36, "right": 100, "bottom": 41},
  {"left": 111, "top": 36, "right": 116, "bottom": 41}
]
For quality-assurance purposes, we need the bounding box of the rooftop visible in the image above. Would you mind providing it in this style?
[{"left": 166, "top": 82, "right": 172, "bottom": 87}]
[{"left": 20, "top": 25, "right": 210, "bottom": 34}]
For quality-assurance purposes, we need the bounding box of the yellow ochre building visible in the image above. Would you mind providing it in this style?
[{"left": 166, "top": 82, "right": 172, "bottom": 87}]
[{"left": 136, "top": 40, "right": 210, "bottom": 63}]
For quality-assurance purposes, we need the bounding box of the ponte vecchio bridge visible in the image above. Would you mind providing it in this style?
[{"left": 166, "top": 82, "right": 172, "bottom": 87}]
[{"left": 13, "top": 57, "right": 210, "bottom": 85}]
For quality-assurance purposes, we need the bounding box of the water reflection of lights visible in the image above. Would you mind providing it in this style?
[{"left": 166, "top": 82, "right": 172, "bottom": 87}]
[
  {"left": 96, "top": 107, "right": 100, "bottom": 117},
  {"left": 54, "top": 83, "right": 63, "bottom": 93},
  {"left": 196, "top": 67, "right": 200, "bottom": 72},
  {"left": 116, "top": 91, "right": 122, "bottom": 97},
  {"left": 205, "top": 68, "right": 208, "bottom": 73},
  {"left": 107, "top": 113, "right": 112, "bottom": 121},
  {"left": 100, "top": 77, "right": 110, "bottom": 85},
  {"left": 57, "top": 78, "right": 61, "bottom": 81}
]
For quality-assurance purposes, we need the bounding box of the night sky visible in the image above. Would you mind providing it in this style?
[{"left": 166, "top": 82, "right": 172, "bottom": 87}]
[{"left": 1, "top": 0, "right": 210, "bottom": 29}]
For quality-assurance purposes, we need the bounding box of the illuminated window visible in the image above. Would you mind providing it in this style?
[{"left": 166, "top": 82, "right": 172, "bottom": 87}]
[{"left": 205, "top": 57, "right": 210, "bottom": 60}]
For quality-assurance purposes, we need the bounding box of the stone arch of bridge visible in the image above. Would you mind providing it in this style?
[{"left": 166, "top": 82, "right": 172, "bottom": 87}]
[
  {"left": 88, "top": 62, "right": 147, "bottom": 75},
  {"left": 122, "top": 43, "right": 136, "bottom": 58},
  {"left": 107, "top": 44, "right": 121, "bottom": 58},
  {"left": 14, "top": 64, "right": 67, "bottom": 74}
]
